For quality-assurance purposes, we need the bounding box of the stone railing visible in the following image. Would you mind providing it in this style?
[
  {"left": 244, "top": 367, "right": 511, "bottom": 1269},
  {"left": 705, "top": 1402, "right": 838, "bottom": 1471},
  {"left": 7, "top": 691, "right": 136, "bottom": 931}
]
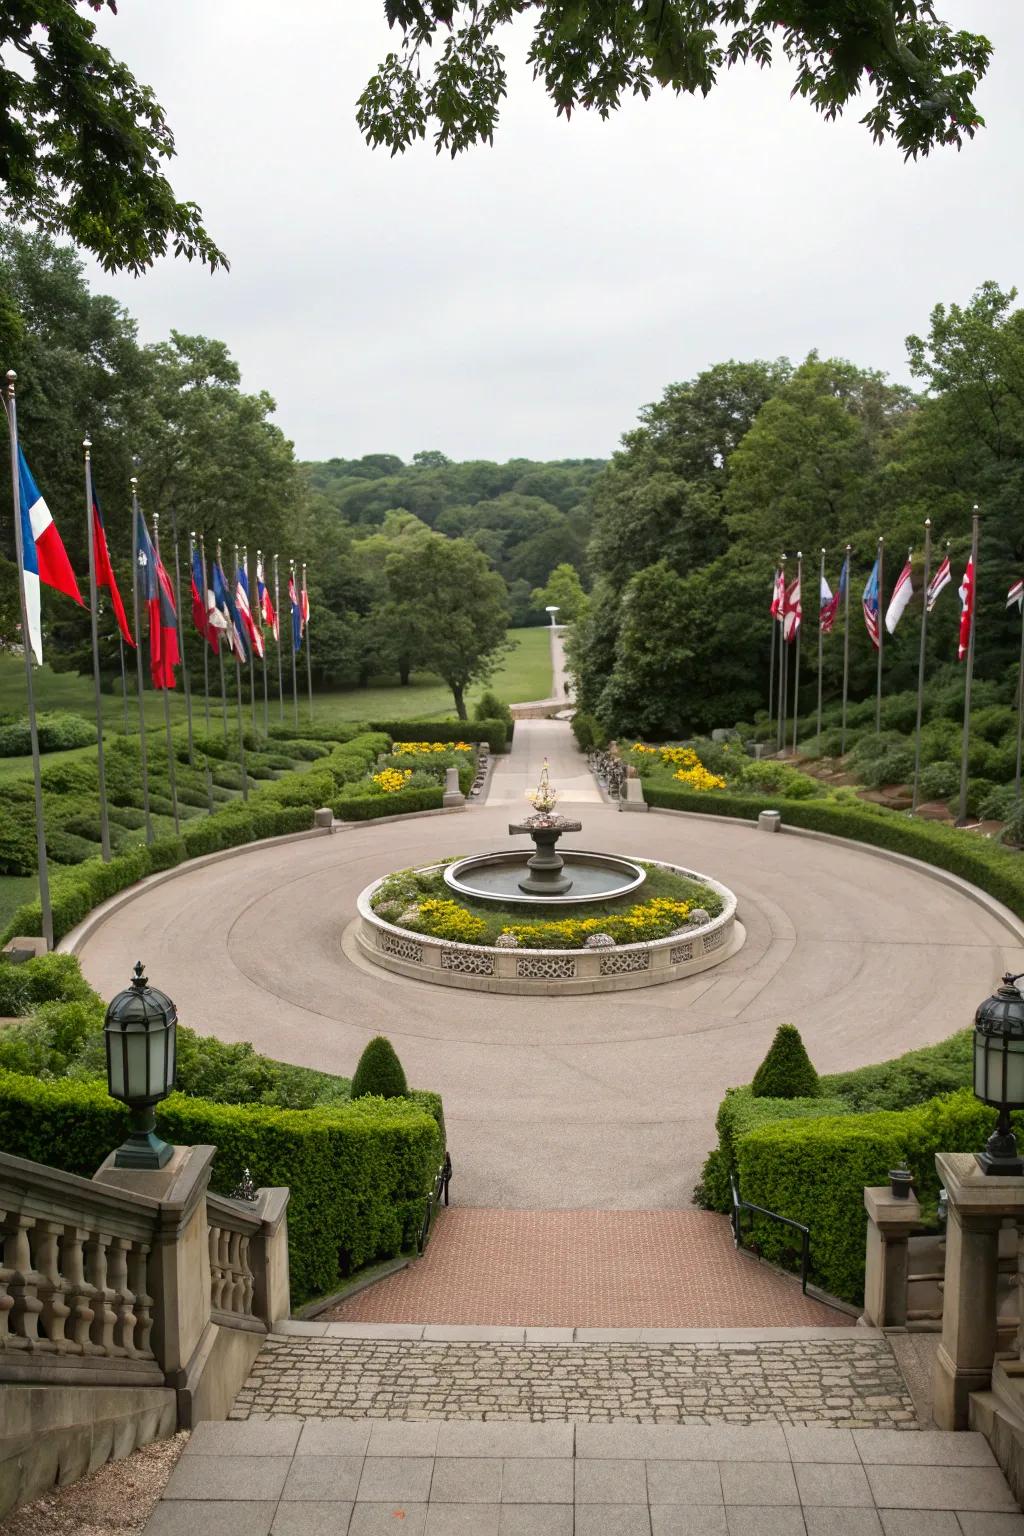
[{"left": 207, "top": 1187, "right": 289, "bottom": 1335}]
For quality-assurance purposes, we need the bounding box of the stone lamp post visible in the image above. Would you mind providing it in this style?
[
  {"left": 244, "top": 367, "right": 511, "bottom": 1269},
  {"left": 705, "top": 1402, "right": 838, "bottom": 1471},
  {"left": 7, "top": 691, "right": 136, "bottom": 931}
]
[{"left": 104, "top": 960, "right": 178, "bottom": 1169}]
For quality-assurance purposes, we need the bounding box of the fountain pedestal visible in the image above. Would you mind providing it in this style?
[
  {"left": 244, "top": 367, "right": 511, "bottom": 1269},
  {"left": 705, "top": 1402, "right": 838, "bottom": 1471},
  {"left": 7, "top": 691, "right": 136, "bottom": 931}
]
[{"left": 508, "top": 814, "right": 583, "bottom": 896}]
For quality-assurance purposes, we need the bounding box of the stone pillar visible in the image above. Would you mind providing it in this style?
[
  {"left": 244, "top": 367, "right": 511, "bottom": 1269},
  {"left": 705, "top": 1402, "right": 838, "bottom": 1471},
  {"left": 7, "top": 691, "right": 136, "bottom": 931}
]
[
  {"left": 620, "top": 774, "right": 648, "bottom": 813},
  {"left": 933, "top": 1151, "right": 1024, "bottom": 1429},
  {"left": 93, "top": 1144, "right": 215, "bottom": 1384},
  {"left": 862, "top": 1186, "right": 921, "bottom": 1328},
  {"left": 442, "top": 765, "right": 465, "bottom": 808},
  {"left": 249, "top": 1187, "right": 291, "bottom": 1328},
  {"left": 758, "top": 809, "right": 782, "bottom": 833}
]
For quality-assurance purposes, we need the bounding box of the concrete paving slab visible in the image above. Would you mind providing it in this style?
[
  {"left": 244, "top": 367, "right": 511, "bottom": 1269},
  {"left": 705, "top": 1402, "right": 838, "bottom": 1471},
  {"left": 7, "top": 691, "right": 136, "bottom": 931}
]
[
  {"left": 725, "top": 1510, "right": 805, "bottom": 1535},
  {"left": 954, "top": 1516, "right": 1024, "bottom": 1534},
  {"left": 367, "top": 1421, "right": 441, "bottom": 1458},
  {"left": 162, "top": 1454, "right": 291, "bottom": 1501},
  {"left": 423, "top": 1504, "right": 500, "bottom": 1535},
  {"left": 866, "top": 1466, "right": 1019, "bottom": 1512},
  {"left": 878, "top": 1515, "right": 961, "bottom": 1535},
  {"left": 650, "top": 1508, "right": 728, "bottom": 1535},
  {"left": 854, "top": 1431, "right": 996, "bottom": 1467},
  {"left": 348, "top": 1505, "right": 427, "bottom": 1535},
  {"left": 357, "top": 1456, "right": 434, "bottom": 1503},
  {"left": 436, "top": 1424, "right": 573, "bottom": 1459},
  {"left": 645, "top": 1459, "right": 722, "bottom": 1504},
  {"left": 147, "top": 1502, "right": 277, "bottom": 1536},
  {"left": 184, "top": 1420, "right": 303, "bottom": 1457},
  {"left": 499, "top": 1457, "right": 574, "bottom": 1503},
  {"left": 296, "top": 1422, "right": 372, "bottom": 1457},
  {"left": 574, "top": 1507, "right": 652, "bottom": 1536},
  {"left": 783, "top": 1425, "right": 860, "bottom": 1462},
  {"left": 279, "top": 1455, "right": 363, "bottom": 1501},
  {"left": 795, "top": 1462, "right": 874, "bottom": 1507},
  {"left": 429, "top": 1457, "right": 502, "bottom": 1503},
  {"left": 574, "top": 1458, "right": 648, "bottom": 1503},
  {"left": 270, "top": 1502, "right": 354, "bottom": 1534},
  {"left": 803, "top": 1512, "right": 883, "bottom": 1536},
  {"left": 498, "top": 1507, "right": 574, "bottom": 1535},
  {"left": 719, "top": 1460, "right": 799, "bottom": 1505}
]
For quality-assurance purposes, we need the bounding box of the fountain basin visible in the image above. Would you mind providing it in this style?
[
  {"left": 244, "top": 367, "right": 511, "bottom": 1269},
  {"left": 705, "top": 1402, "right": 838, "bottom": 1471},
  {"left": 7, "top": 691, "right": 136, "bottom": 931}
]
[{"left": 443, "top": 849, "right": 647, "bottom": 905}]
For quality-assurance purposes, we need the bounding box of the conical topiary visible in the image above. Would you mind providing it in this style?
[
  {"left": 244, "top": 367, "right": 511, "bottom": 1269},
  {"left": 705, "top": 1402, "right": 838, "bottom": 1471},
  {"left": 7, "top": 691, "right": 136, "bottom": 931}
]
[
  {"left": 351, "top": 1035, "right": 409, "bottom": 1099},
  {"left": 751, "top": 1024, "right": 820, "bottom": 1099}
]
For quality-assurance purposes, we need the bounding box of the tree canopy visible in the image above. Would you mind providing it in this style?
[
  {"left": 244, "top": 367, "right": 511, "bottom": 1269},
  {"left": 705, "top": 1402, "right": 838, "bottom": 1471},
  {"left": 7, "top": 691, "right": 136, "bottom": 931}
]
[
  {"left": 0, "top": 2, "right": 225, "bottom": 275},
  {"left": 361, "top": 1, "right": 992, "bottom": 160}
]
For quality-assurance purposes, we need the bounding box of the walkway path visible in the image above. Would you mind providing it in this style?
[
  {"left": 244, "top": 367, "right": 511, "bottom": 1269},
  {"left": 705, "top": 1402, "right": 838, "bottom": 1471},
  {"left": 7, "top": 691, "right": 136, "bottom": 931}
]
[
  {"left": 324, "top": 1210, "right": 848, "bottom": 1328},
  {"left": 146, "top": 1415, "right": 1024, "bottom": 1535},
  {"left": 75, "top": 717, "right": 1023, "bottom": 1210}
]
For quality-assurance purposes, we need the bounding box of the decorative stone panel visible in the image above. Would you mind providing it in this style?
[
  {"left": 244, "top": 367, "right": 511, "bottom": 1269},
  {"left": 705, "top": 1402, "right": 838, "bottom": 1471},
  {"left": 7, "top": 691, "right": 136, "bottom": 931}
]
[
  {"left": 379, "top": 931, "right": 423, "bottom": 964},
  {"left": 670, "top": 941, "right": 695, "bottom": 964},
  {"left": 516, "top": 955, "right": 577, "bottom": 981},
  {"left": 599, "top": 949, "right": 651, "bottom": 976},
  {"left": 703, "top": 927, "right": 726, "bottom": 952},
  {"left": 441, "top": 946, "right": 495, "bottom": 976}
]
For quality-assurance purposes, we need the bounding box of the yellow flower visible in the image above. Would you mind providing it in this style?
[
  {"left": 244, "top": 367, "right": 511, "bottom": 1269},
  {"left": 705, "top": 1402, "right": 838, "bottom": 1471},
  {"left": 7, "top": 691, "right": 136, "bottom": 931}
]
[{"left": 372, "top": 768, "right": 414, "bottom": 794}]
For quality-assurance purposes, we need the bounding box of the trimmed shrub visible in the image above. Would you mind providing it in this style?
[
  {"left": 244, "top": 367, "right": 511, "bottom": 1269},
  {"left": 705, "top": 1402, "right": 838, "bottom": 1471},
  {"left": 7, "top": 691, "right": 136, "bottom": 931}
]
[
  {"left": 333, "top": 785, "right": 443, "bottom": 820},
  {"left": 919, "top": 761, "right": 959, "bottom": 801},
  {"left": 0, "top": 952, "right": 97, "bottom": 1016},
  {"left": 474, "top": 691, "right": 512, "bottom": 727},
  {"left": 0, "top": 781, "right": 40, "bottom": 875},
  {"left": 351, "top": 1036, "right": 409, "bottom": 1099},
  {"left": 751, "top": 1025, "right": 820, "bottom": 1099},
  {"left": 0, "top": 711, "right": 97, "bottom": 755},
  {"left": 370, "top": 718, "right": 508, "bottom": 753},
  {"left": 822, "top": 1031, "right": 972, "bottom": 1112}
]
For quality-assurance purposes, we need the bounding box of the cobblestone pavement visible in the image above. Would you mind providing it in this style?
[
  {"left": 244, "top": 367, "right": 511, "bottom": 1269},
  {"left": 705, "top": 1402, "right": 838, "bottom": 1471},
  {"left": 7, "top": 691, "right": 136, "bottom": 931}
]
[
  {"left": 324, "top": 1210, "right": 850, "bottom": 1329},
  {"left": 230, "top": 1333, "right": 917, "bottom": 1429}
]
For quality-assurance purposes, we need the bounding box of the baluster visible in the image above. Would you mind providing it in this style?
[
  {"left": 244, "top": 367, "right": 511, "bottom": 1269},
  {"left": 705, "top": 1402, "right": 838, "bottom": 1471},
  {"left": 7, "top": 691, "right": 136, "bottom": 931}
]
[
  {"left": 228, "top": 1231, "right": 245, "bottom": 1314},
  {"left": 238, "top": 1233, "right": 254, "bottom": 1316},
  {"left": 0, "top": 1209, "right": 14, "bottom": 1347},
  {"left": 85, "top": 1234, "right": 117, "bottom": 1355},
  {"left": 5, "top": 1215, "right": 42, "bottom": 1347},
  {"left": 128, "top": 1244, "right": 154, "bottom": 1358},
  {"left": 208, "top": 1226, "right": 225, "bottom": 1311},
  {"left": 62, "top": 1228, "right": 96, "bottom": 1354},
  {"left": 108, "top": 1238, "right": 136, "bottom": 1356},
  {"left": 34, "top": 1221, "right": 69, "bottom": 1350}
]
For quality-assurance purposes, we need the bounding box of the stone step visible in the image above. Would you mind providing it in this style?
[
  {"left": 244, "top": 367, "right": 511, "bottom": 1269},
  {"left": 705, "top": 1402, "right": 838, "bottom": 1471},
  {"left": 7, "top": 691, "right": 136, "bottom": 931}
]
[{"left": 143, "top": 1418, "right": 1023, "bottom": 1535}]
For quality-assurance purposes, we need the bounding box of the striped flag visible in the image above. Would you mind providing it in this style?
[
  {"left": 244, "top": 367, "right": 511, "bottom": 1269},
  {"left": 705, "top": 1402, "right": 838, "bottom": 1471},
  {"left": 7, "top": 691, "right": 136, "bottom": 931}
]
[
  {"left": 958, "top": 557, "right": 975, "bottom": 662},
  {"left": 820, "top": 555, "right": 848, "bottom": 635},
  {"left": 1008, "top": 578, "right": 1023, "bottom": 611},
  {"left": 862, "top": 558, "right": 881, "bottom": 650},
  {"left": 16, "top": 447, "right": 83, "bottom": 663},
  {"left": 927, "top": 554, "right": 952, "bottom": 612},
  {"left": 885, "top": 561, "right": 914, "bottom": 634},
  {"left": 770, "top": 568, "right": 785, "bottom": 619},
  {"left": 289, "top": 571, "right": 303, "bottom": 652},
  {"left": 257, "top": 557, "right": 278, "bottom": 641},
  {"left": 782, "top": 575, "right": 801, "bottom": 642}
]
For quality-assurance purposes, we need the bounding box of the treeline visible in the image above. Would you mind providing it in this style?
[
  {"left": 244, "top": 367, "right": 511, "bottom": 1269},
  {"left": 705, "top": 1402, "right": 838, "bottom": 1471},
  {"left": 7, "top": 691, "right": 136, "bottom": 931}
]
[
  {"left": 0, "top": 226, "right": 598, "bottom": 703},
  {"left": 570, "top": 284, "right": 1024, "bottom": 738}
]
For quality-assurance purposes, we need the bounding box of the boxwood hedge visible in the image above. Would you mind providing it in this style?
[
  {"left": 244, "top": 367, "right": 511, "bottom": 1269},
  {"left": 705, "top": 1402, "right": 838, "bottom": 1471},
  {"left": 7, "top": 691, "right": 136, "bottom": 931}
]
[
  {"left": 369, "top": 718, "right": 508, "bottom": 753},
  {"left": 333, "top": 784, "right": 443, "bottom": 820}
]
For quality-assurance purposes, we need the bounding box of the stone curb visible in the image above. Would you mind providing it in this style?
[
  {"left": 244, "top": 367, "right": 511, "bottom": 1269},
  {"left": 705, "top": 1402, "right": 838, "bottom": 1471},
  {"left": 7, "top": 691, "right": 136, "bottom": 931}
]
[
  {"left": 646, "top": 805, "right": 1024, "bottom": 947},
  {"left": 269, "top": 1322, "right": 878, "bottom": 1343}
]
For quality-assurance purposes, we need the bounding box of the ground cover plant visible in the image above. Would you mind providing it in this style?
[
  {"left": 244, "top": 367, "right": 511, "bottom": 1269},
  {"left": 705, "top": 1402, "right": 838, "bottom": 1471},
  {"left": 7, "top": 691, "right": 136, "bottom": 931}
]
[{"left": 370, "top": 861, "right": 722, "bottom": 948}]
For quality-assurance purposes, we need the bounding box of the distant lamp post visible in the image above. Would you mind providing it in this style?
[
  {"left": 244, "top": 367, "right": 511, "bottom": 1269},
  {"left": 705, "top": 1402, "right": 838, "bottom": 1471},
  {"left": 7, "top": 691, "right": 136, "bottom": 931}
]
[
  {"left": 104, "top": 961, "right": 178, "bottom": 1169},
  {"left": 545, "top": 605, "right": 560, "bottom": 628},
  {"left": 974, "top": 971, "right": 1024, "bottom": 1175}
]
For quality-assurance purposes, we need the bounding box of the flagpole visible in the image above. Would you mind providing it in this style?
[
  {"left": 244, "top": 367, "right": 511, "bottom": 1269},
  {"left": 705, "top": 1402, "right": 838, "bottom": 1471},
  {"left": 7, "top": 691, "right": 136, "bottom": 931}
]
[
  {"left": 1015, "top": 587, "right": 1024, "bottom": 799},
  {"left": 6, "top": 373, "right": 54, "bottom": 949},
  {"left": 194, "top": 531, "right": 212, "bottom": 734},
  {"left": 791, "top": 551, "right": 803, "bottom": 754},
  {"left": 215, "top": 539, "right": 229, "bottom": 739},
  {"left": 152, "top": 511, "right": 180, "bottom": 835},
  {"left": 257, "top": 548, "right": 269, "bottom": 737},
  {"left": 169, "top": 505, "right": 194, "bottom": 767},
  {"left": 130, "top": 477, "right": 153, "bottom": 846},
  {"left": 957, "top": 507, "right": 981, "bottom": 826},
  {"left": 290, "top": 558, "right": 299, "bottom": 729},
  {"left": 243, "top": 544, "right": 257, "bottom": 734},
  {"left": 816, "top": 549, "right": 826, "bottom": 743},
  {"left": 911, "top": 519, "right": 933, "bottom": 814},
  {"left": 233, "top": 541, "right": 249, "bottom": 801},
  {"left": 768, "top": 585, "right": 776, "bottom": 731},
  {"left": 118, "top": 636, "right": 129, "bottom": 735},
  {"left": 83, "top": 438, "right": 111, "bottom": 862},
  {"left": 840, "top": 544, "right": 852, "bottom": 755},
  {"left": 875, "top": 536, "right": 884, "bottom": 734},
  {"left": 776, "top": 552, "right": 787, "bottom": 755},
  {"left": 303, "top": 561, "right": 313, "bottom": 723},
  {"left": 274, "top": 553, "right": 284, "bottom": 722}
]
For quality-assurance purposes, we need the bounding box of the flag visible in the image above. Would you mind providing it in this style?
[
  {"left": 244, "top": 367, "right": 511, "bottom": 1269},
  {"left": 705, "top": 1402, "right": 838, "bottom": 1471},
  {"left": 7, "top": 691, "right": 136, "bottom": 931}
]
[
  {"left": 213, "top": 559, "right": 247, "bottom": 659},
  {"left": 15, "top": 447, "right": 83, "bottom": 663},
  {"left": 862, "top": 559, "right": 881, "bottom": 650},
  {"left": 1008, "top": 578, "right": 1023, "bottom": 611},
  {"left": 289, "top": 572, "right": 303, "bottom": 653},
  {"left": 235, "top": 562, "right": 264, "bottom": 659},
  {"left": 927, "top": 554, "right": 952, "bottom": 612},
  {"left": 91, "top": 492, "right": 133, "bottom": 648},
  {"left": 782, "top": 575, "right": 801, "bottom": 643},
  {"left": 958, "top": 557, "right": 974, "bottom": 662},
  {"left": 301, "top": 577, "right": 310, "bottom": 628},
  {"left": 257, "top": 557, "right": 278, "bottom": 641},
  {"left": 885, "top": 561, "right": 914, "bottom": 635},
  {"left": 819, "top": 555, "right": 847, "bottom": 635},
  {"left": 191, "top": 546, "right": 225, "bottom": 653},
  {"left": 769, "top": 569, "right": 784, "bottom": 619},
  {"left": 134, "top": 506, "right": 179, "bottom": 689}
]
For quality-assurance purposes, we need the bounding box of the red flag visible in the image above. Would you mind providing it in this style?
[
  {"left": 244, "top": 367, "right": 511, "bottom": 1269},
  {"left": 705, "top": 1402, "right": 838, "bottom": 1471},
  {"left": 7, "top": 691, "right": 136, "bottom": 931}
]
[
  {"left": 782, "top": 576, "right": 801, "bottom": 643},
  {"left": 91, "top": 496, "right": 134, "bottom": 647},
  {"left": 958, "top": 557, "right": 974, "bottom": 662},
  {"left": 770, "top": 568, "right": 785, "bottom": 619}
]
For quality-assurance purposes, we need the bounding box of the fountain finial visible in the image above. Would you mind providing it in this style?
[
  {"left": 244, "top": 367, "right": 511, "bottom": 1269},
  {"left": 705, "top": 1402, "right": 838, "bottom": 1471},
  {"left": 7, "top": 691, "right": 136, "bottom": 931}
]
[{"left": 526, "top": 758, "right": 558, "bottom": 815}]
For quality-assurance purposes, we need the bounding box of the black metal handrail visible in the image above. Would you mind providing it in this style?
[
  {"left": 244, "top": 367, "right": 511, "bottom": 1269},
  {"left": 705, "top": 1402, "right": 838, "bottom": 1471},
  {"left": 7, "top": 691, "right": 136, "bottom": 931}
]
[
  {"left": 730, "top": 1174, "right": 810, "bottom": 1294},
  {"left": 417, "top": 1151, "right": 452, "bottom": 1254}
]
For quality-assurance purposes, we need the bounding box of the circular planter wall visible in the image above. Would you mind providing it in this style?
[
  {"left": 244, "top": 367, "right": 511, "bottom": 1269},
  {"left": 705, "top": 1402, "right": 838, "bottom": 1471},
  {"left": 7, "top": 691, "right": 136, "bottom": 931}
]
[{"left": 355, "top": 860, "right": 743, "bottom": 995}]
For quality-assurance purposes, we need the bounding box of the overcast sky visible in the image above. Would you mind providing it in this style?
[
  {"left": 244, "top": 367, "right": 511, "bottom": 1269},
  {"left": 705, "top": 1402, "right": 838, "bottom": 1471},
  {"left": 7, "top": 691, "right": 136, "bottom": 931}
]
[{"left": 87, "top": 1, "right": 1022, "bottom": 466}]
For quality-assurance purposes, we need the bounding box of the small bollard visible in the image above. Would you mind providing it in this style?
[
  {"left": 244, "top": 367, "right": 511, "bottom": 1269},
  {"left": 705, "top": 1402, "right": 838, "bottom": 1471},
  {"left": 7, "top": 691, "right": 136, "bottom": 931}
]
[
  {"left": 758, "top": 809, "right": 782, "bottom": 833},
  {"left": 443, "top": 765, "right": 466, "bottom": 808},
  {"left": 313, "top": 807, "right": 334, "bottom": 829}
]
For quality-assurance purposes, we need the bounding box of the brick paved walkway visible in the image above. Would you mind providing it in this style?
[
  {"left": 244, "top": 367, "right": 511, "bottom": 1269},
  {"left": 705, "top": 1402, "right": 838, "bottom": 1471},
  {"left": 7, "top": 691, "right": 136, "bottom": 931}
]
[
  {"left": 324, "top": 1210, "right": 848, "bottom": 1329},
  {"left": 230, "top": 1331, "right": 915, "bottom": 1428},
  {"left": 147, "top": 1418, "right": 1024, "bottom": 1535}
]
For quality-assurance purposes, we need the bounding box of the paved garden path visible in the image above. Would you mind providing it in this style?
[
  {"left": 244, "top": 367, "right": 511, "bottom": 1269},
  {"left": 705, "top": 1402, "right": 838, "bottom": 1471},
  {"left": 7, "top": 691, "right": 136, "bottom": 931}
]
[{"left": 75, "top": 718, "right": 1023, "bottom": 1211}]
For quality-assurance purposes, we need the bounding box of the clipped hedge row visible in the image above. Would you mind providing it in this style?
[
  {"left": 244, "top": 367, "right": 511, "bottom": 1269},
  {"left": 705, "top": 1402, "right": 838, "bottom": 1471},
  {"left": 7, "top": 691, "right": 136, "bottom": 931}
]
[
  {"left": 0, "top": 803, "right": 315, "bottom": 946},
  {"left": 369, "top": 718, "right": 508, "bottom": 753},
  {"left": 0, "top": 1068, "right": 443, "bottom": 1304},
  {"left": 333, "top": 785, "right": 444, "bottom": 821},
  {"left": 736, "top": 1090, "right": 998, "bottom": 1304},
  {"left": 643, "top": 783, "right": 1024, "bottom": 920}
]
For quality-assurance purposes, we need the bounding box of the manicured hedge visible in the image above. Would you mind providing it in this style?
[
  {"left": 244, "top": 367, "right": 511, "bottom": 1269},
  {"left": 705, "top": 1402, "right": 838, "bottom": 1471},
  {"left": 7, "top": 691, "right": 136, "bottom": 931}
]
[
  {"left": 0, "top": 1069, "right": 444, "bottom": 1305},
  {"left": 736, "top": 1090, "right": 998, "bottom": 1304},
  {"left": 643, "top": 783, "right": 1024, "bottom": 920},
  {"left": 333, "top": 785, "right": 444, "bottom": 821},
  {"left": 369, "top": 718, "right": 508, "bottom": 753}
]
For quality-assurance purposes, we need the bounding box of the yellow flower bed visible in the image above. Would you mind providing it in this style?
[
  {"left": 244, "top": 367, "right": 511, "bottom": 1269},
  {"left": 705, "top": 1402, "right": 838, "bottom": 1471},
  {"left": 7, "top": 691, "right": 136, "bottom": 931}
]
[
  {"left": 371, "top": 767, "right": 414, "bottom": 794},
  {"left": 673, "top": 764, "right": 727, "bottom": 791},
  {"left": 500, "top": 896, "right": 693, "bottom": 950},
  {"left": 391, "top": 741, "right": 474, "bottom": 754},
  {"left": 414, "top": 899, "right": 488, "bottom": 943},
  {"left": 630, "top": 742, "right": 726, "bottom": 790}
]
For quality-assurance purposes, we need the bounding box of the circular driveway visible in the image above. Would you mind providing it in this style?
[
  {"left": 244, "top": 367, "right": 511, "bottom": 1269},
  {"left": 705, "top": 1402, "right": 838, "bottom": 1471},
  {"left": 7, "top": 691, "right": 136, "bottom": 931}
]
[{"left": 74, "top": 744, "right": 1023, "bottom": 1210}]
